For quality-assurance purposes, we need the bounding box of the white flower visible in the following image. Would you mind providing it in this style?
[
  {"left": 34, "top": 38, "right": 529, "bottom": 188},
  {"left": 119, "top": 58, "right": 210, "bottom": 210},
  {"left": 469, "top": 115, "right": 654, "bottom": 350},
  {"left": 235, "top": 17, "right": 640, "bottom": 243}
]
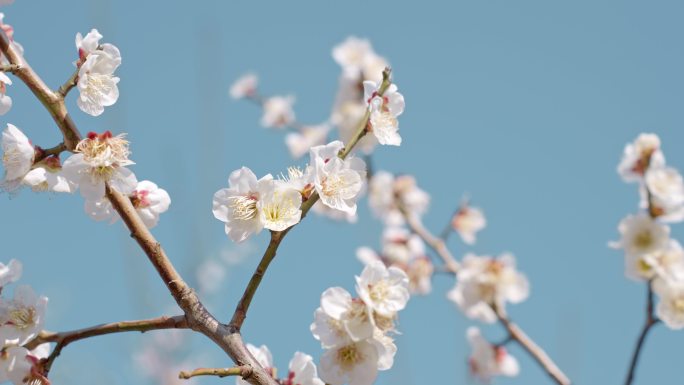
[
  {"left": 237, "top": 344, "right": 275, "bottom": 385},
  {"left": 625, "top": 239, "right": 684, "bottom": 282},
  {"left": 212, "top": 167, "right": 272, "bottom": 242},
  {"left": 1, "top": 124, "right": 34, "bottom": 192},
  {"left": 312, "top": 200, "right": 358, "bottom": 223},
  {"left": 0, "top": 259, "right": 20, "bottom": 288},
  {"left": 380, "top": 226, "right": 426, "bottom": 265},
  {"left": 258, "top": 180, "right": 302, "bottom": 232},
  {"left": 332, "top": 37, "right": 388, "bottom": 83},
  {"left": 363, "top": 81, "right": 404, "bottom": 146},
  {"left": 641, "top": 167, "right": 684, "bottom": 223},
  {"left": 355, "top": 260, "right": 410, "bottom": 317},
  {"left": 452, "top": 204, "right": 486, "bottom": 245},
  {"left": 285, "top": 124, "right": 330, "bottom": 159},
  {"left": 0, "top": 285, "right": 48, "bottom": 346},
  {"left": 0, "top": 344, "right": 50, "bottom": 385},
  {"left": 131, "top": 180, "right": 171, "bottom": 228},
  {"left": 310, "top": 141, "right": 366, "bottom": 215},
  {"left": 84, "top": 197, "right": 118, "bottom": 223},
  {"left": 261, "top": 95, "right": 295, "bottom": 129},
  {"left": 654, "top": 279, "right": 684, "bottom": 330},
  {"left": 75, "top": 29, "right": 103, "bottom": 60},
  {"left": 319, "top": 340, "right": 379, "bottom": 385},
  {"left": 466, "top": 327, "right": 519, "bottom": 381},
  {"left": 406, "top": 257, "right": 434, "bottom": 295},
  {"left": 230, "top": 73, "right": 258, "bottom": 99},
  {"left": 77, "top": 44, "right": 121, "bottom": 116},
  {"left": 319, "top": 287, "right": 374, "bottom": 344},
  {"left": 368, "top": 171, "right": 430, "bottom": 225},
  {"left": 22, "top": 156, "right": 75, "bottom": 193},
  {"left": 617, "top": 133, "right": 665, "bottom": 183},
  {"left": 284, "top": 352, "right": 325, "bottom": 385},
  {"left": 448, "top": 253, "right": 529, "bottom": 324},
  {"left": 62, "top": 131, "right": 137, "bottom": 201},
  {"left": 610, "top": 213, "right": 670, "bottom": 257},
  {"left": 0, "top": 72, "right": 12, "bottom": 115}
]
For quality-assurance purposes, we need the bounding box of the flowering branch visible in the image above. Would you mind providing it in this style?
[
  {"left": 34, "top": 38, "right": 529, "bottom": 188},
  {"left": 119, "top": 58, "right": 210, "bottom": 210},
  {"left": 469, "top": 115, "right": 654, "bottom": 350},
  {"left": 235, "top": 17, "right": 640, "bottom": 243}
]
[
  {"left": 229, "top": 68, "right": 393, "bottom": 331},
  {"left": 25, "top": 315, "right": 188, "bottom": 373},
  {"left": 178, "top": 365, "right": 253, "bottom": 380},
  {"left": 57, "top": 68, "right": 79, "bottom": 97},
  {"left": 0, "top": 30, "right": 82, "bottom": 150},
  {"left": 624, "top": 281, "right": 659, "bottom": 385},
  {"left": 399, "top": 204, "right": 570, "bottom": 385}
]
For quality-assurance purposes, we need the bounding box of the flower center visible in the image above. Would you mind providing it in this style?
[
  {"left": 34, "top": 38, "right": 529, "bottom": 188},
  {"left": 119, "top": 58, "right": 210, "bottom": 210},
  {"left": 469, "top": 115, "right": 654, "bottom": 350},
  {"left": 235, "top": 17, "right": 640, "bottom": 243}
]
[
  {"left": 8, "top": 306, "right": 36, "bottom": 330},
  {"left": 633, "top": 230, "right": 654, "bottom": 250},
  {"left": 229, "top": 195, "right": 258, "bottom": 220},
  {"left": 336, "top": 344, "right": 364, "bottom": 370},
  {"left": 131, "top": 189, "right": 151, "bottom": 208}
]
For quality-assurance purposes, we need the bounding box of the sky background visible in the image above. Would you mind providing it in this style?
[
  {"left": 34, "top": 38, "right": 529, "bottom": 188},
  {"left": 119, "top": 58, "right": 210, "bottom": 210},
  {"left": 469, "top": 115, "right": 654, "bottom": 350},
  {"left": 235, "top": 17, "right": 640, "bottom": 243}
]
[{"left": 1, "top": 1, "right": 683, "bottom": 384}]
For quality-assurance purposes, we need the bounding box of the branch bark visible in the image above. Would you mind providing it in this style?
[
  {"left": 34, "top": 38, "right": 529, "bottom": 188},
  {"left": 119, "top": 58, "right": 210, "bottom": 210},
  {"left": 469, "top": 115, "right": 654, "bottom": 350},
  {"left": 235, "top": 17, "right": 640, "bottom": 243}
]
[
  {"left": 179, "top": 365, "right": 253, "bottom": 380},
  {"left": 624, "top": 281, "right": 659, "bottom": 385}
]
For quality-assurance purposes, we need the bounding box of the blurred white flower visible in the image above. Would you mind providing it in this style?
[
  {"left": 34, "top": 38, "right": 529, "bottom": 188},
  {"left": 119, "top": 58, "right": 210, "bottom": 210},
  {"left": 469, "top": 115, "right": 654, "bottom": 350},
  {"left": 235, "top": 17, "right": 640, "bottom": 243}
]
[
  {"left": 0, "top": 344, "right": 50, "bottom": 385},
  {"left": 654, "top": 278, "right": 684, "bottom": 330},
  {"left": 448, "top": 253, "right": 529, "bottom": 323},
  {"left": 230, "top": 73, "right": 258, "bottom": 99},
  {"left": 0, "top": 72, "right": 12, "bottom": 115},
  {"left": 625, "top": 239, "right": 684, "bottom": 282},
  {"left": 285, "top": 124, "right": 330, "bottom": 159},
  {"left": 452, "top": 204, "right": 486, "bottom": 245},
  {"left": 466, "top": 327, "right": 519, "bottom": 381},
  {"left": 285, "top": 352, "right": 325, "bottom": 385},
  {"left": 261, "top": 95, "right": 295, "bottom": 129},
  {"left": 617, "top": 133, "right": 665, "bottom": 183},
  {"left": 237, "top": 344, "right": 275, "bottom": 385},
  {"left": 610, "top": 213, "right": 670, "bottom": 258},
  {"left": 0, "top": 259, "right": 20, "bottom": 288},
  {"left": 332, "top": 36, "right": 388, "bottom": 83}
]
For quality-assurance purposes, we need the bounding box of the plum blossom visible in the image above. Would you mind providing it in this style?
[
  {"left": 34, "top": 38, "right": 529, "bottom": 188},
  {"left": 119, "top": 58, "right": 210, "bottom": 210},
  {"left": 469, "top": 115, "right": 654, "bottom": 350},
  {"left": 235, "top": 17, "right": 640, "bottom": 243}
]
[
  {"left": 0, "top": 344, "right": 50, "bottom": 385},
  {"left": 653, "top": 279, "right": 684, "bottom": 330},
  {"left": 312, "top": 200, "right": 358, "bottom": 223},
  {"left": 319, "top": 340, "right": 379, "bottom": 385},
  {"left": 332, "top": 37, "right": 389, "bottom": 83},
  {"left": 451, "top": 204, "right": 486, "bottom": 245},
  {"left": 641, "top": 166, "right": 684, "bottom": 223},
  {"left": 0, "top": 72, "right": 12, "bottom": 115},
  {"left": 258, "top": 180, "right": 302, "bottom": 232},
  {"left": 0, "top": 285, "right": 47, "bottom": 346},
  {"left": 285, "top": 124, "right": 330, "bottom": 159},
  {"left": 62, "top": 131, "right": 137, "bottom": 201},
  {"left": 625, "top": 239, "right": 684, "bottom": 282},
  {"left": 1, "top": 124, "right": 34, "bottom": 192},
  {"left": 355, "top": 260, "right": 410, "bottom": 317},
  {"left": 448, "top": 253, "right": 529, "bottom": 323},
  {"left": 284, "top": 352, "right": 325, "bottom": 385},
  {"left": 316, "top": 287, "right": 374, "bottom": 344},
  {"left": 610, "top": 213, "right": 670, "bottom": 258},
  {"left": 368, "top": 171, "right": 429, "bottom": 225},
  {"left": 617, "top": 133, "right": 665, "bottom": 183},
  {"left": 310, "top": 141, "right": 366, "bottom": 215},
  {"left": 466, "top": 327, "right": 519, "bottom": 382},
  {"left": 363, "top": 80, "right": 404, "bottom": 146},
  {"left": 261, "top": 95, "right": 295, "bottom": 129},
  {"left": 236, "top": 344, "right": 275, "bottom": 385},
  {"left": 212, "top": 167, "right": 272, "bottom": 242},
  {"left": 130, "top": 180, "right": 171, "bottom": 228},
  {"left": 76, "top": 43, "right": 121, "bottom": 116},
  {"left": 230, "top": 73, "right": 258, "bottom": 99},
  {"left": 0, "top": 259, "right": 20, "bottom": 288},
  {"left": 22, "top": 156, "right": 75, "bottom": 193}
]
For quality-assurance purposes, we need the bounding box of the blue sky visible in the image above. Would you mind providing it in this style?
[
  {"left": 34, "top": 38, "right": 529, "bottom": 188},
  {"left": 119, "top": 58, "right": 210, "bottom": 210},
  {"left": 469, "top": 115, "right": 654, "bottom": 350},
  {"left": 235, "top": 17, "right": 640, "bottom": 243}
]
[{"left": 1, "top": 1, "right": 684, "bottom": 384}]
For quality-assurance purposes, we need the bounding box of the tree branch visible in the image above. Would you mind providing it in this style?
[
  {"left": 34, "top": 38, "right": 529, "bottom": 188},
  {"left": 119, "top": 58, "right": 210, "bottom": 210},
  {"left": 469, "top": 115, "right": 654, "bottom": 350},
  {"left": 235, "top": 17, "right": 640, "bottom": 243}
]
[
  {"left": 58, "top": 68, "right": 79, "bottom": 97},
  {"left": 624, "top": 281, "right": 659, "bottom": 385},
  {"left": 179, "top": 365, "right": 253, "bottom": 380},
  {"left": 25, "top": 315, "right": 188, "bottom": 373},
  {"left": 399, "top": 205, "right": 460, "bottom": 273},
  {"left": 228, "top": 67, "right": 393, "bottom": 331},
  {"left": 495, "top": 307, "right": 571, "bottom": 385},
  {"left": 0, "top": 30, "right": 82, "bottom": 150}
]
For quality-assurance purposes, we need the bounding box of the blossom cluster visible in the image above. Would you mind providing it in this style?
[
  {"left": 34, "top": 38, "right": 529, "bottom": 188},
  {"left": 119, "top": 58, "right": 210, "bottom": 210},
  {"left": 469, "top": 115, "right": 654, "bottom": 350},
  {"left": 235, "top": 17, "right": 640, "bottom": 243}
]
[
  {"left": 233, "top": 345, "right": 324, "bottom": 385},
  {"left": 1, "top": 125, "right": 170, "bottom": 228},
  {"left": 74, "top": 29, "right": 121, "bottom": 117},
  {"left": 0, "top": 259, "right": 51, "bottom": 385},
  {"left": 230, "top": 36, "right": 405, "bottom": 161},
  {"left": 212, "top": 140, "right": 366, "bottom": 242},
  {"left": 311, "top": 261, "right": 409, "bottom": 385},
  {"left": 612, "top": 133, "right": 684, "bottom": 329}
]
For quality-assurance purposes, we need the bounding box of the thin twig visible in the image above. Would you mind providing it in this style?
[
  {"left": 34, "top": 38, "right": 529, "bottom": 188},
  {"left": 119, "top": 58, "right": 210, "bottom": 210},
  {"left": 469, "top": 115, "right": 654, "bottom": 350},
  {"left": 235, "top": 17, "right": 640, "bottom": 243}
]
[
  {"left": 624, "top": 281, "right": 659, "bottom": 385},
  {"left": 58, "top": 68, "right": 79, "bottom": 97},
  {"left": 399, "top": 204, "right": 460, "bottom": 273},
  {"left": 179, "top": 365, "right": 253, "bottom": 380},
  {"left": 496, "top": 307, "right": 571, "bottom": 385},
  {"left": 26, "top": 315, "right": 188, "bottom": 374},
  {"left": 0, "top": 63, "right": 19, "bottom": 73}
]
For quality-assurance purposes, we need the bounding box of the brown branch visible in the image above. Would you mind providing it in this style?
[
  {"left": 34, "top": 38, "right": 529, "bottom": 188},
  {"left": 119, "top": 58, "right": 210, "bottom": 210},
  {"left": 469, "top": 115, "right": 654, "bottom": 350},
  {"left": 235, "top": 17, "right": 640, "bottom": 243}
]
[
  {"left": 58, "top": 68, "right": 79, "bottom": 97},
  {"left": 0, "top": 30, "right": 82, "bottom": 150},
  {"left": 496, "top": 307, "right": 571, "bottom": 385},
  {"left": 399, "top": 206, "right": 460, "bottom": 273},
  {"left": 228, "top": 67, "right": 393, "bottom": 331},
  {"left": 179, "top": 365, "right": 253, "bottom": 380},
  {"left": 25, "top": 315, "right": 188, "bottom": 374},
  {"left": 0, "top": 63, "right": 19, "bottom": 73},
  {"left": 624, "top": 281, "right": 659, "bottom": 385}
]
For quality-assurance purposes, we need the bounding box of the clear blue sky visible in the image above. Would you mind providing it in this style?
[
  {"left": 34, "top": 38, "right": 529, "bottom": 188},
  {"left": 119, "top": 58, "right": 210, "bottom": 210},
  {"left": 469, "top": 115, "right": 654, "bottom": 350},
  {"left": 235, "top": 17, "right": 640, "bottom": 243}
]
[{"left": 1, "top": 1, "right": 683, "bottom": 384}]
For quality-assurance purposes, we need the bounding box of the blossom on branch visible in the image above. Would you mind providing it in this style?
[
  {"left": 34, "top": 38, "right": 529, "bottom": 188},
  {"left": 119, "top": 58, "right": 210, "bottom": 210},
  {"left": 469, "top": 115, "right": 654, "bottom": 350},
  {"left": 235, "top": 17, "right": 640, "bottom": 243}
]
[
  {"left": 0, "top": 72, "right": 12, "bottom": 115},
  {"left": 451, "top": 204, "right": 486, "bottom": 245},
  {"left": 363, "top": 80, "right": 404, "bottom": 146},
  {"left": 229, "top": 73, "right": 258, "bottom": 100},
  {"left": 0, "top": 344, "right": 50, "bottom": 385},
  {"left": 261, "top": 95, "right": 295, "bottom": 129},
  {"left": 76, "top": 37, "right": 121, "bottom": 116},
  {"left": 22, "top": 156, "right": 74, "bottom": 193},
  {"left": 466, "top": 327, "right": 519, "bottom": 381},
  {"left": 0, "top": 285, "right": 47, "bottom": 346},
  {"left": 310, "top": 141, "right": 366, "bottom": 215},
  {"left": 285, "top": 352, "right": 325, "bottom": 385},
  {"left": 617, "top": 133, "right": 664, "bottom": 183},
  {"left": 1, "top": 124, "right": 34, "bottom": 192}
]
